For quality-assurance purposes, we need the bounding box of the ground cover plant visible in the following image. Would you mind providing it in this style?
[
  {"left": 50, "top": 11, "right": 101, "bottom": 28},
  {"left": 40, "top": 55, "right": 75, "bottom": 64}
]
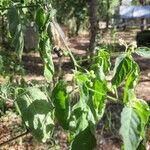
[{"left": 0, "top": 1, "right": 150, "bottom": 150}]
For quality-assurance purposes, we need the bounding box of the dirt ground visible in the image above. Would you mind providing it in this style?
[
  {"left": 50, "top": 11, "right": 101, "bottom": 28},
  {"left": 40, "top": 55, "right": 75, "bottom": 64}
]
[{"left": 0, "top": 28, "right": 150, "bottom": 150}]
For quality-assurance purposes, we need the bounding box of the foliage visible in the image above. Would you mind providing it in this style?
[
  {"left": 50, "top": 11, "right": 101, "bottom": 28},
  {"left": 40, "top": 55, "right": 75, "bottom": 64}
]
[
  {"left": 52, "top": 0, "right": 88, "bottom": 35},
  {"left": 52, "top": 80, "right": 70, "bottom": 130},
  {"left": 0, "top": 1, "right": 150, "bottom": 150},
  {"left": 16, "top": 87, "right": 54, "bottom": 142}
]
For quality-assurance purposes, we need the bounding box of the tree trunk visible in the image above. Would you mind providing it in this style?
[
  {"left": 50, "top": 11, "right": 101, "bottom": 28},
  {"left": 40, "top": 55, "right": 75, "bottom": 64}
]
[
  {"left": 88, "top": 0, "right": 98, "bottom": 58},
  {"left": 75, "top": 19, "right": 80, "bottom": 36},
  {"left": 106, "top": 0, "right": 110, "bottom": 29}
]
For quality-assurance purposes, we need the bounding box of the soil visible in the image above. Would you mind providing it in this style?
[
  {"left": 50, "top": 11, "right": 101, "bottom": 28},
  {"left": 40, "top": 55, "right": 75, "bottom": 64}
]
[{"left": 0, "top": 28, "right": 150, "bottom": 150}]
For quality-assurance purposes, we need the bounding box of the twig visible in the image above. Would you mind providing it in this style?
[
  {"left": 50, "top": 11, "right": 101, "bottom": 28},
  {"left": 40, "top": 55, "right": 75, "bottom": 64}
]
[
  {"left": 0, "top": 95, "right": 13, "bottom": 103},
  {"left": 0, "top": 131, "right": 29, "bottom": 147},
  {"left": 0, "top": 5, "right": 39, "bottom": 10}
]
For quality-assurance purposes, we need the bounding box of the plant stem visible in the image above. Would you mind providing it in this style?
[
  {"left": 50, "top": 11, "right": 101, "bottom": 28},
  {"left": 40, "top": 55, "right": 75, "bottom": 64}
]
[
  {"left": 0, "top": 131, "right": 29, "bottom": 147},
  {"left": 51, "top": 20, "right": 78, "bottom": 70},
  {"left": 76, "top": 55, "right": 100, "bottom": 63},
  {"left": 0, "top": 95, "right": 13, "bottom": 102},
  {"left": 0, "top": 5, "right": 39, "bottom": 10},
  {"left": 85, "top": 85, "right": 118, "bottom": 101}
]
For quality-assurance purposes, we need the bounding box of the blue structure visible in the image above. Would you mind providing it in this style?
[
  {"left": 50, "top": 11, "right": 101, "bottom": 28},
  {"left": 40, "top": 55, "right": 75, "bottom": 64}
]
[{"left": 120, "top": 6, "right": 150, "bottom": 19}]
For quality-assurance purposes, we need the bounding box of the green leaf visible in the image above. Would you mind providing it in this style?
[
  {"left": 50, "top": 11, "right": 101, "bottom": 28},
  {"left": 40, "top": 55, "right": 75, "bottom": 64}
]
[
  {"left": 69, "top": 106, "right": 89, "bottom": 133},
  {"left": 49, "top": 8, "right": 57, "bottom": 20},
  {"left": 120, "top": 106, "right": 142, "bottom": 150},
  {"left": 92, "top": 79, "right": 107, "bottom": 109},
  {"left": 11, "top": 24, "right": 24, "bottom": 59},
  {"left": 89, "top": 79, "right": 107, "bottom": 122},
  {"left": 75, "top": 72, "right": 89, "bottom": 104},
  {"left": 7, "top": 6, "right": 20, "bottom": 36},
  {"left": 137, "top": 141, "right": 147, "bottom": 150},
  {"left": 39, "top": 37, "right": 54, "bottom": 82},
  {"left": 69, "top": 72, "right": 90, "bottom": 133},
  {"left": 44, "top": 61, "right": 54, "bottom": 83},
  {"left": 135, "top": 47, "right": 150, "bottom": 58},
  {"left": 35, "top": 7, "right": 47, "bottom": 31},
  {"left": 123, "top": 62, "right": 140, "bottom": 103},
  {"left": 97, "top": 49, "right": 111, "bottom": 75},
  {"left": 7, "top": 6, "right": 24, "bottom": 59},
  {"left": 132, "top": 99, "right": 150, "bottom": 137},
  {"left": 71, "top": 126, "right": 96, "bottom": 150},
  {"left": 15, "top": 87, "right": 54, "bottom": 142},
  {"left": 91, "top": 49, "right": 111, "bottom": 80},
  {"left": 0, "top": 76, "right": 11, "bottom": 97},
  {"left": 112, "top": 55, "right": 133, "bottom": 87},
  {"left": 52, "top": 80, "right": 70, "bottom": 130}
]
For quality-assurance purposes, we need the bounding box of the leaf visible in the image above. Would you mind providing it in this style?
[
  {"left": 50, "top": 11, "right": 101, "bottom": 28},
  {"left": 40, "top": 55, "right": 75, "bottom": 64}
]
[
  {"left": 44, "top": 61, "right": 54, "bottom": 83},
  {"left": 52, "top": 80, "right": 70, "bottom": 130},
  {"left": 120, "top": 106, "right": 142, "bottom": 150},
  {"left": 137, "top": 141, "right": 147, "bottom": 150},
  {"left": 39, "top": 37, "right": 54, "bottom": 82},
  {"left": 92, "top": 79, "right": 107, "bottom": 109},
  {"left": 69, "top": 72, "right": 90, "bottom": 133},
  {"left": 7, "top": 6, "right": 20, "bottom": 36},
  {"left": 75, "top": 72, "right": 89, "bottom": 104},
  {"left": 91, "top": 49, "right": 111, "bottom": 80},
  {"left": 97, "top": 49, "right": 111, "bottom": 75},
  {"left": 69, "top": 100, "right": 89, "bottom": 133},
  {"left": 132, "top": 99, "right": 150, "bottom": 137},
  {"left": 112, "top": 55, "right": 133, "bottom": 87},
  {"left": 49, "top": 8, "right": 57, "bottom": 20},
  {"left": 135, "top": 47, "right": 150, "bottom": 58},
  {"left": 0, "top": 76, "right": 11, "bottom": 97},
  {"left": 71, "top": 126, "right": 96, "bottom": 150},
  {"left": 89, "top": 79, "right": 107, "bottom": 122},
  {"left": 11, "top": 24, "right": 24, "bottom": 59},
  {"left": 123, "top": 62, "right": 140, "bottom": 103},
  {"left": 15, "top": 87, "right": 54, "bottom": 142},
  {"left": 35, "top": 7, "right": 47, "bottom": 31},
  {"left": 7, "top": 6, "right": 24, "bottom": 59}
]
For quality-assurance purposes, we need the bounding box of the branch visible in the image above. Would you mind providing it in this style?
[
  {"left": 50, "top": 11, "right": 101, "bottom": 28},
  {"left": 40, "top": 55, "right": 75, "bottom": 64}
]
[
  {"left": 0, "top": 5, "right": 39, "bottom": 11},
  {"left": 0, "top": 95, "right": 13, "bottom": 102},
  {"left": 0, "top": 131, "right": 29, "bottom": 147}
]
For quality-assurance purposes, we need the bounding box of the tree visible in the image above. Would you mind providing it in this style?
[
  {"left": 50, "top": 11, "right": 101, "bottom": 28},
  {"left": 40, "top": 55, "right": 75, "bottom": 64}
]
[{"left": 88, "top": 0, "right": 98, "bottom": 58}]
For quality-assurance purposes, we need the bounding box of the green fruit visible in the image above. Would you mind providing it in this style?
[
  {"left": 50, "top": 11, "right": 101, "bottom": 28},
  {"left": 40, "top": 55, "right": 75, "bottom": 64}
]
[{"left": 52, "top": 80, "right": 70, "bottom": 130}]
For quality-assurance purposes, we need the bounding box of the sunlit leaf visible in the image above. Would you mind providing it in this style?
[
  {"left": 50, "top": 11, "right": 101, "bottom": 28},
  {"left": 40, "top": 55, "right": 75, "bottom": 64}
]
[
  {"left": 120, "top": 106, "right": 142, "bottom": 150},
  {"left": 132, "top": 99, "right": 150, "bottom": 137},
  {"left": 69, "top": 105, "right": 88, "bottom": 133},
  {"left": 123, "top": 62, "right": 140, "bottom": 103},
  {"left": 16, "top": 87, "right": 54, "bottom": 142},
  {"left": 112, "top": 55, "right": 133, "bottom": 87},
  {"left": 97, "top": 49, "right": 111, "bottom": 75},
  {"left": 91, "top": 49, "right": 111, "bottom": 80},
  {"left": 89, "top": 79, "right": 107, "bottom": 122},
  {"left": 135, "top": 47, "right": 150, "bottom": 58}
]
